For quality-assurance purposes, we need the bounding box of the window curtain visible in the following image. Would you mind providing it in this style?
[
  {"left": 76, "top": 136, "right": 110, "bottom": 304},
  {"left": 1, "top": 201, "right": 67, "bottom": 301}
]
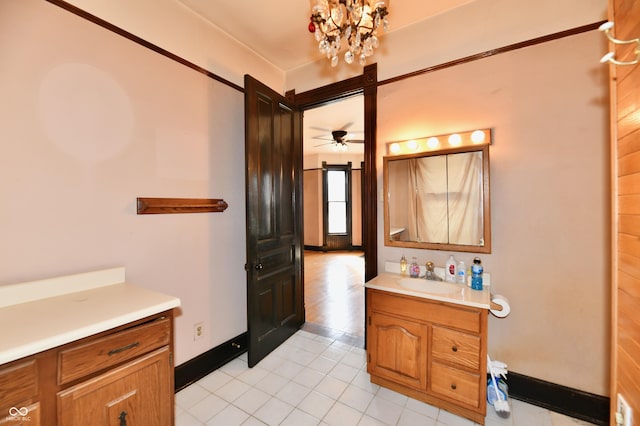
[
  {"left": 447, "top": 152, "right": 483, "bottom": 245},
  {"left": 408, "top": 156, "right": 448, "bottom": 243},
  {"left": 407, "top": 152, "right": 483, "bottom": 245}
]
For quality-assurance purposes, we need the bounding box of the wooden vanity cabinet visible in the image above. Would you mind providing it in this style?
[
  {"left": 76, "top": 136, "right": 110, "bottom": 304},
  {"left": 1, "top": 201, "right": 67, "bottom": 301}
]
[
  {"left": 0, "top": 360, "right": 40, "bottom": 425},
  {"left": 367, "top": 289, "right": 488, "bottom": 424},
  {"left": 0, "top": 310, "right": 174, "bottom": 426}
]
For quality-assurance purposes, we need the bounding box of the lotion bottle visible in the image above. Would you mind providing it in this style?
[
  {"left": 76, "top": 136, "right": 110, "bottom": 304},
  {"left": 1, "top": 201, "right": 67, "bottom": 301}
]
[{"left": 445, "top": 255, "right": 457, "bottom": 282}]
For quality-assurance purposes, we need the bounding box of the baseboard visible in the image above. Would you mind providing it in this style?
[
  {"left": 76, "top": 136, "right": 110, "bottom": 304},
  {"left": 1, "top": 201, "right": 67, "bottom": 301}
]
[
  {"left": 508, "top": 371, "right": 609, "bottom": 425},
  {"left": 174, "top": 332, "right": 247, "bottom": 392}
]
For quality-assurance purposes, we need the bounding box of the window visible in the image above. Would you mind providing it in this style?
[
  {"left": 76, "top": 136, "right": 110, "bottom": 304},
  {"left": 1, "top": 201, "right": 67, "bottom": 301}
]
[{"left": 327, "top": 169, "right": 347, "bottom": 234}]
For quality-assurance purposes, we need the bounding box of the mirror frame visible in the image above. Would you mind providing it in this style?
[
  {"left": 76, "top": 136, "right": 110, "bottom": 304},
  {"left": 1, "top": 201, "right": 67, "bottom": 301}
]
[{"left": 383, "top": 144, "right": 491, "bottom": 253}]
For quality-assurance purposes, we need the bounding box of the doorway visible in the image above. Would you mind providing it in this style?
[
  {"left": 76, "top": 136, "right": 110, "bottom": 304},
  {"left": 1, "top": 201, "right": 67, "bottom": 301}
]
[
  {"left": 301, "top": 96, "right": 365, "bottom": 340},
  {"left": 290, "top": 63, "right": 378, "bottom": 344}
]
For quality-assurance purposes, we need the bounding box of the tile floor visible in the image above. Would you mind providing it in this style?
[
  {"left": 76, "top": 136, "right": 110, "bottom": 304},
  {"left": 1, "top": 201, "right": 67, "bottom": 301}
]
[{"left": 175, "top": 330, "right": 596, "bottom": 426}]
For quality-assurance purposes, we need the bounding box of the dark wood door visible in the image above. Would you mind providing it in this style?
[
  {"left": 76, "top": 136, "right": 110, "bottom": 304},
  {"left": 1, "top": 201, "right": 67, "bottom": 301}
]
[{"left": 244, "top": 75, "right": 304, "bottom": 367}]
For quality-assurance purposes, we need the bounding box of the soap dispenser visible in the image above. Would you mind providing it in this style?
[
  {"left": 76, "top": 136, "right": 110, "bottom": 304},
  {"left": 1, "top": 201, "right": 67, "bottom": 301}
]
[{"left": 445, "top": 255, "right": 457, "bottom": 282}]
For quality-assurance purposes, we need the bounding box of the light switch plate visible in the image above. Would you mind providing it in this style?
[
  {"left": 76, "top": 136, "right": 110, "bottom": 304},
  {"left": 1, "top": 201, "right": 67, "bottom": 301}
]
[{"left": 617, "top": 393, "right": 632, "bottom": 426}]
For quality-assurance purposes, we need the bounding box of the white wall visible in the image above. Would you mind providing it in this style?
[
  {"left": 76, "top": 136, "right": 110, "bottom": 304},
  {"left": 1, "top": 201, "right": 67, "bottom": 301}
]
[
  {"left": 286, "top": 0, "right": 607, "bottom": 92},
  {"left": 376, "top": 31, "right": 610, "bottom": 395},
  {"left": 63, "top": 0, "right": 285, "bottom": 92},
  {"left": 0, "top": 0, "right": 247, "bottom": 366}
]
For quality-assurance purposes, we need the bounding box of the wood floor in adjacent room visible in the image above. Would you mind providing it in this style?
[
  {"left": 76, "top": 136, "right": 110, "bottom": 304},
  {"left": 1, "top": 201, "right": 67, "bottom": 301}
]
[{"left": 303, "top": 250, "right": 365, "bottom": 343}]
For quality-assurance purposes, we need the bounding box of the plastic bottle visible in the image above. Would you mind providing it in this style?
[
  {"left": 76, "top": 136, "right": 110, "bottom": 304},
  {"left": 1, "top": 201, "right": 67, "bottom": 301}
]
[
  {"left": 457, "top": 261, "right": 466, "bottom": 284},
  {"left": 410, "top": 257, "right": 420, "bottom": 278},
  {"left": 471, "top": 257, "right": 483, "bottom": 290},
  {"left": 445, "top": 255, "right": 457, "bottom": 282}
]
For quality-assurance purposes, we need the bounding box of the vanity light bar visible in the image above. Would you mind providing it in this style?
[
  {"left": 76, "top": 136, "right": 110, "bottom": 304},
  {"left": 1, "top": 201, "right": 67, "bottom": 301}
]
[{"left": 387, "top": 129, "right": 492, "bottom": 155}]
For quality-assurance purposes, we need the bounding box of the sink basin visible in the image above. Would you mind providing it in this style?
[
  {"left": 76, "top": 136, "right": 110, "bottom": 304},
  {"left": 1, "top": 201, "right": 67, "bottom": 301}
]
[{"left": 398, "top": 278, "right": 462, "bottom": 295}]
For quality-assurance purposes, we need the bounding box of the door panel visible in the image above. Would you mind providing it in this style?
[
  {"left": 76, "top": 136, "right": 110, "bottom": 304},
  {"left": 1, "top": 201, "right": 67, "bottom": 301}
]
[
  {"left": 610, "top": 0, "right": 640, "bottom": 423},
  {"left": 245, "top": 75, "right": 303, "bottom": 367}
]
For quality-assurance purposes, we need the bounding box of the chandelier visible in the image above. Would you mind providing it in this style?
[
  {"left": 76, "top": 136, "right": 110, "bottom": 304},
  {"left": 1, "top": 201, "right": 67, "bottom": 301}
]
[{"left": 308, "top": 0, "right": 390, "bottom": 67}]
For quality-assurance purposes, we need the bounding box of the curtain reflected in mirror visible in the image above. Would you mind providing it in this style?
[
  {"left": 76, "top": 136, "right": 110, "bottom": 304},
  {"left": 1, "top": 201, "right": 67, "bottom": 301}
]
[{"left": 384, "top": 145, "right": 491, "bottom": 253}]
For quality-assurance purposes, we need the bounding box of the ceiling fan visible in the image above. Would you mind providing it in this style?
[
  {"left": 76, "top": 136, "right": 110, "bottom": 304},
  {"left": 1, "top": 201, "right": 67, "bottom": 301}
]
[{"left": 313, "top": 130, "right": 365, "bottom": 151}]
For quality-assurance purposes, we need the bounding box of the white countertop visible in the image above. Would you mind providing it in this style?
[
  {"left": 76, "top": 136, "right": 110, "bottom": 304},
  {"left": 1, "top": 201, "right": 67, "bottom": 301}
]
[
  {"left": 365, "top": 272, "right": 491, "bottom": 309},
  {"left": 0, "top": 268, "right": 181, "bottom": 364}
]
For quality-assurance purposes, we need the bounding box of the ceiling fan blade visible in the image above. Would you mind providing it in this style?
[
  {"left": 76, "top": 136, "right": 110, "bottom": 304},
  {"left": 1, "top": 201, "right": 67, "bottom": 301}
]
[
  {"left": 313, "top": 142, "right": 334, "bottom": 147},
  {"left": 309, "top": 126, "right": 333, "bottom": 132},
  {"left": 312, "top": 135, "right": 334, "bottom": 141},
  {"left": 339, "top": 121, "right": 354, "bottom": 130},
  {"left": 346, "top": 139, "right": 365, "bottom": 144}
]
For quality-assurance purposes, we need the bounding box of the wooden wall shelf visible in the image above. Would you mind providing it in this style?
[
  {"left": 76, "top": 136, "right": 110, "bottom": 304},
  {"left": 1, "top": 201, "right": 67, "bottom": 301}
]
[{"left": 136, "top": 197, "right": 228, "bottom": 214}]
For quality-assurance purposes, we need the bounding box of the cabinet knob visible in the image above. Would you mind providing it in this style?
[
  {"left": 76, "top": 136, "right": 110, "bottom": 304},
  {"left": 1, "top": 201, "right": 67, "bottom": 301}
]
[
  {"left": 451, "top": 346, "right": 458, "bottom": 352},
  {"left": 451, "top": 384, "right": 457, "bottom": 390}
]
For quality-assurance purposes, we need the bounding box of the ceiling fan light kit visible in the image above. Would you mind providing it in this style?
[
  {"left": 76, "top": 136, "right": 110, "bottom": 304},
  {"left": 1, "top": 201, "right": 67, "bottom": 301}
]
[
  {"left": 309, "top": 0, "right": 390, "bottom": 67},
  {"left": 312, "top": 129, "right": 365, "bottom": 151}
]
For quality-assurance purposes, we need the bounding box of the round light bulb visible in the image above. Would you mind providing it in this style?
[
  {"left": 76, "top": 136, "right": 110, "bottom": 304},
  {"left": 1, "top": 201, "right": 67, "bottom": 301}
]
[
  {"left": 599, "top": 21, "right": 614, "bottom": 32},
  {"left": 407, "top": 140, "right": 418, "bottom": 150},
  {"left": 600, "top": 52, "right": 615, "bottom": 63},
  {"left": 426, "top": 137, "right": 440, "bottom": 149},
  {"left": 471, "top": 130, "right": 486, "bottom": 144},
  {"left": 448, "top": 134, "right": 462, "bottom": 146},
  {"left": 389, "top": 143, "right": 400, "bottom": 154}
]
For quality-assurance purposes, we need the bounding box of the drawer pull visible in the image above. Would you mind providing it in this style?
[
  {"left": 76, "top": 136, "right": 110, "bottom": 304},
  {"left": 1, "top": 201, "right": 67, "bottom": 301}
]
[
  {"left": 451, "top": 346, "right": 458, "bottom": 352},
  {"left": 108, "top": 342, "right": 140, "bottom": 356},
  {"left": 119, "top": 411, "right": 127, "bottom": 426},
  {"left": 451, "top": 383, "right": 457, "bottom": 390}
]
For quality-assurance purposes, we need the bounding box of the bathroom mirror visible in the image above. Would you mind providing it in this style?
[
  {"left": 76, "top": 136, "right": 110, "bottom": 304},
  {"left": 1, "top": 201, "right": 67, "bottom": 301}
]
[{"left": 383, "top": 144, "right": 491, "bottom": 253}]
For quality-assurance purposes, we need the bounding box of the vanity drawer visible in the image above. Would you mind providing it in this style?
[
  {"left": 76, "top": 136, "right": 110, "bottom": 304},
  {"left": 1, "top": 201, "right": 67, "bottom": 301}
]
[
  {"left": 368, "top": 289, "right": 481, "bottom": 333},
  {"left": 0, "top": 360, "right": 38, "bottom": 410},
  {"left": 58, "top": 316, "right": 170, "bottom": 385},
  {"left": 430, "top": 362, "right": 480, "bottom": 408},
  {"left": 431, "top": 326, "right": 480, "bottom": 370}
]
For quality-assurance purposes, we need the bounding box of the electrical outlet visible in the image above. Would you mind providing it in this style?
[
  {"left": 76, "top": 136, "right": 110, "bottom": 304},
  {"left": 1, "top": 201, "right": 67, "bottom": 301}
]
[
  {"left": 194, "top": 322, "right": 204, "bottom": 341},
  {"left": 617, "top": 394, "right": 632, "bottom": 426}
]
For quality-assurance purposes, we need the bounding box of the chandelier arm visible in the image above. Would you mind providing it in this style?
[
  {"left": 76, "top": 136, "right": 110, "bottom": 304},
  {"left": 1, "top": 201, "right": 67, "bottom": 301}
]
[
  {"left": 604, "top": 30, "right": 640, "bottom": 46},
  {"left": 606, "top": 55, "right": 640, "bottom": 66}
]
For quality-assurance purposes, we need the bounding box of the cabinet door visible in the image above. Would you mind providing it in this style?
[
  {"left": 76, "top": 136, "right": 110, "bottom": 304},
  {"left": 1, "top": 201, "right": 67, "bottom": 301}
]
[
  {"left": 0, "top": 402, "right": 40, "bottom": 426},
  {"left": 57, "top": 347, "right": 172, "bottom": 426},
  {"left": 368, "top": 312, "right": 428, "bottom": 390}
]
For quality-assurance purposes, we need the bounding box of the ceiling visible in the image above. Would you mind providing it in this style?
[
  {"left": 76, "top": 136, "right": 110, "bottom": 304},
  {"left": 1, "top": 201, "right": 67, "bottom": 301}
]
[
  {"left": 176, "top": 0, "right": 474, "bottom": 155},
  {"left": 303, "top": 95, "right": 365, "bottom": 155},
  {"left": 177, "top": 0, "right": 474, "bottom": 72}
]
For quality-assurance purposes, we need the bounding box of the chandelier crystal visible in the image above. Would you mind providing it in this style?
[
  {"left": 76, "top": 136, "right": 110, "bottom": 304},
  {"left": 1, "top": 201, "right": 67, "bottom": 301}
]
[{"left": 309, "top": 0, "right": 390, "bottom": 67}]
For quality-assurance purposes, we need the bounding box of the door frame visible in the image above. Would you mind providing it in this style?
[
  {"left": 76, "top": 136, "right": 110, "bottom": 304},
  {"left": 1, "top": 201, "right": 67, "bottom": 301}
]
[{"left": 287, "top": 63, "right": 378, "bottom": 282}]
